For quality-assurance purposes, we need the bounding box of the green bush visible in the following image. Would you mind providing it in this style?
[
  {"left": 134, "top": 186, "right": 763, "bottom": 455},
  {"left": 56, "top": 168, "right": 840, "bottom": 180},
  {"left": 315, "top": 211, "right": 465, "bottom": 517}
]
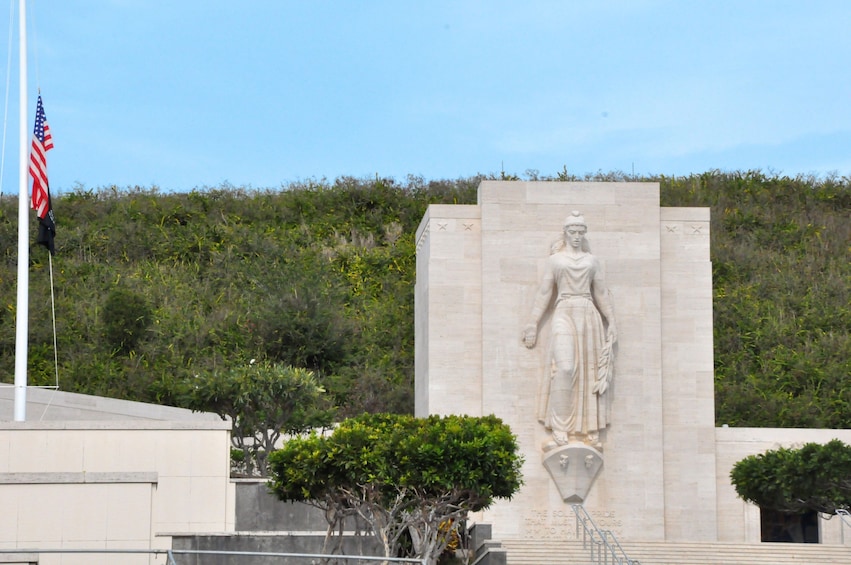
[
  {"left": 731, "top": 439, "right": 851, "bottom": 514},
  {"left": 101, "top": 287, "right": 152, "bottom": 353}
]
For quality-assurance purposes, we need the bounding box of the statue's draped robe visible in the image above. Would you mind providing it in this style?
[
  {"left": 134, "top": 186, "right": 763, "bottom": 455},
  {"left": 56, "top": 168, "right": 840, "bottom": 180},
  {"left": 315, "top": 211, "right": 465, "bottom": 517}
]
[{"left": 537, "top": 252, "right": 611, "bottom": 440}]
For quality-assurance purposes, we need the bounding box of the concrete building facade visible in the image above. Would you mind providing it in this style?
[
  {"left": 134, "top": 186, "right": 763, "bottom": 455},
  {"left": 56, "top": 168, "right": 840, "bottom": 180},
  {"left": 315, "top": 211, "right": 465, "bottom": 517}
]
[{"left": 0, "top": 388, "right": 234, "bottom": 565}]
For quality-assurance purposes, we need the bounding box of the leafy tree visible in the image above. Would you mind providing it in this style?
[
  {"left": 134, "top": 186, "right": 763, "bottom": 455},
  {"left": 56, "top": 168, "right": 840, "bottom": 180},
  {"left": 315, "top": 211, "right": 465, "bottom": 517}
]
[
  {"left": 249, "top": 254, "right": 354, "bottom": 375},
  {"left": 179, "top": 360, "right": 335, "bottom": 476},
  {"left": 101, "top": 287, "right": 152, "bottom": 353},
  {"left": 730, "top": 439, "right": 851, "bottom": 515},
  {"left": 267, "top": 413, "right": 524, "bottom": 564}
]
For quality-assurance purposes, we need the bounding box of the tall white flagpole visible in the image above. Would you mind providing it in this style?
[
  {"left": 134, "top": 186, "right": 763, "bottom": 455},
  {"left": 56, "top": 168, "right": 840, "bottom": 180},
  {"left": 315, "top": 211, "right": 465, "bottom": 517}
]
[{"left": 14, "top": 0, "right": 28, "bottom": 422}]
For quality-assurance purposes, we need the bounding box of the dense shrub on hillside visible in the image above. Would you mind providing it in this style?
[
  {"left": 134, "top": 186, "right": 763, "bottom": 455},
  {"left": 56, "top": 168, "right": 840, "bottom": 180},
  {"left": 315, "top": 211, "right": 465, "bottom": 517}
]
[
  {"left": 658, "top": 171, "right": 849, "bottom": 427},
  {"left": 0, "top": 170, "right": 847, "bottom": 426},
  {"left": 0, "top": 177, "right": 479, "bottom": 415}
]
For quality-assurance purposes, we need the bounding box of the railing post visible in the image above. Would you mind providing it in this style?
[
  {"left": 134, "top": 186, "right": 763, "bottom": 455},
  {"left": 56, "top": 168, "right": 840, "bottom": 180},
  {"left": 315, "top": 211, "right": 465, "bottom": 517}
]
[{"left": 836, "top": 509, "right": 851, "bottom": 545}]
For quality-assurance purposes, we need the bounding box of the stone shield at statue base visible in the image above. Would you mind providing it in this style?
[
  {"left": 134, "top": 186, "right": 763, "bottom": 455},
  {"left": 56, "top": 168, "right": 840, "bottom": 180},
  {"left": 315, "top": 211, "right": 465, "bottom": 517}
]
[{"left": 542, "top": 444, "right": 603, "bottom": 503}]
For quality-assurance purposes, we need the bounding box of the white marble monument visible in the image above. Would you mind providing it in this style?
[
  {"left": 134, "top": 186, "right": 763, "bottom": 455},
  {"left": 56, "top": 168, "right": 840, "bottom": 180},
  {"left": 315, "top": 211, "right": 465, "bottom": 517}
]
[
  {"left": 415, "top": 180, "right": 715, "bottom": 541},
  {"left": 415, "top": 180, "right": 851, "bottom": 546}
]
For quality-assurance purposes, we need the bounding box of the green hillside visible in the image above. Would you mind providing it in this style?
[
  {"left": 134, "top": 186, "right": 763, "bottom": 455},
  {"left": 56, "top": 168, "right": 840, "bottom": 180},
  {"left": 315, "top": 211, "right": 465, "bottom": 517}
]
[{"left": 0, "top": 171, "right": 848, "bottom": 427}]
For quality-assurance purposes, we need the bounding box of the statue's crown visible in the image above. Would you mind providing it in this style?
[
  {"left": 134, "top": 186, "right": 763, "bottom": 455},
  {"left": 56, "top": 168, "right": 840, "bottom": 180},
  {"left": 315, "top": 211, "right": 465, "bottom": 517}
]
[{"left": 563, "top": 210, "right": 586, "bottom": 228}]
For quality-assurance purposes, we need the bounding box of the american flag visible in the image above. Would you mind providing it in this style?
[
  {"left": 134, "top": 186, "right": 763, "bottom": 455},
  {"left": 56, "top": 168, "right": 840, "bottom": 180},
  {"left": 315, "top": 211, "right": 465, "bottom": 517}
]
[{"left": 29, "top": 95, "right": 55, "bottom": 253}]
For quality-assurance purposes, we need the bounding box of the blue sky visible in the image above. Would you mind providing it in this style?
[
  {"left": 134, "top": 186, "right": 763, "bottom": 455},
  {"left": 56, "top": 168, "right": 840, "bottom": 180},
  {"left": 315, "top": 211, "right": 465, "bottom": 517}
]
[{"left": 0, "top": 0, "right": 849, "bottom": 194}]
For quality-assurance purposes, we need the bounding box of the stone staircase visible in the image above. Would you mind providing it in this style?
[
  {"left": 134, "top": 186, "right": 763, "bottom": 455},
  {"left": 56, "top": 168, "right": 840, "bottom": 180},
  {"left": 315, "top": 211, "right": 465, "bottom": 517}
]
[{"left": 500, "top": 538, "right": 851, "bottom": 565}]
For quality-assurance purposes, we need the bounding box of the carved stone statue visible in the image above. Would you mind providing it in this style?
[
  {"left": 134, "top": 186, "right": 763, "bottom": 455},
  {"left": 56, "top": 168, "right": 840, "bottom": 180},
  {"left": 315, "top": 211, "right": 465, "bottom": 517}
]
[{"left": 523, "top": 211, "right": 617, "bottom": 451}]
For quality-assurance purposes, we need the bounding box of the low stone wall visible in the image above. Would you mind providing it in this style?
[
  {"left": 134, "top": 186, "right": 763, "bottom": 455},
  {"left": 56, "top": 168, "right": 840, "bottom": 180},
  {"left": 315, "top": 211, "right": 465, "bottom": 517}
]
[
  {"left": 171, "top": 533, "right": 382, "bottom": 565},
  {"left": 234, "top": 480, "right": 371, "bottom": 533}
]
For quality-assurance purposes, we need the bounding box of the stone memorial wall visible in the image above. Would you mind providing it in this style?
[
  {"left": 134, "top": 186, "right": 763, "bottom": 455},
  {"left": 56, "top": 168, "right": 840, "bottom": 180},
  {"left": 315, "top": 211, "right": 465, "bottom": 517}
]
[{"left": 415, "top": 181, "right": 716, "bottom": 542}]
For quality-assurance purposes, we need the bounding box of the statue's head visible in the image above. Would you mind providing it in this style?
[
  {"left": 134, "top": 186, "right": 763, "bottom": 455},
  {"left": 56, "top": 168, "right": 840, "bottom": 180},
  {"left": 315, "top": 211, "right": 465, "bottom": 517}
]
[{"left": 563, "top": 211, "right": 588, "bottom": 250}]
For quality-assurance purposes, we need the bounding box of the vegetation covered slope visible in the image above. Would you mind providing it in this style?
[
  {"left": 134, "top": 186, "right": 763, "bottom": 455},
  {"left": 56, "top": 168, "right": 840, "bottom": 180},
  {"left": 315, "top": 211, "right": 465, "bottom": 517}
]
[{"left": 0, "top": 171, "right": 847, "bottom": 427}]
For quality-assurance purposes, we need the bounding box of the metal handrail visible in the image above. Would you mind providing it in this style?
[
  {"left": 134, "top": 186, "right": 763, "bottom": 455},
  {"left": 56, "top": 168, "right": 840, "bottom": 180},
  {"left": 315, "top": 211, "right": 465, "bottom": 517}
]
[
  {"left": 0, "top": 548, "right": 428, "bottom": 565},
  {"left": 603, "top": 530, "right": 636, "bottom": 564},
  {"left": 572, "top": 505, "right": 615, "bottom": 564},
  {"left": 836, "top": 508, "right": 851, "bottom": 544},
  {"left": 572, "top": 504, "right": 640, "bottom": 565}
]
